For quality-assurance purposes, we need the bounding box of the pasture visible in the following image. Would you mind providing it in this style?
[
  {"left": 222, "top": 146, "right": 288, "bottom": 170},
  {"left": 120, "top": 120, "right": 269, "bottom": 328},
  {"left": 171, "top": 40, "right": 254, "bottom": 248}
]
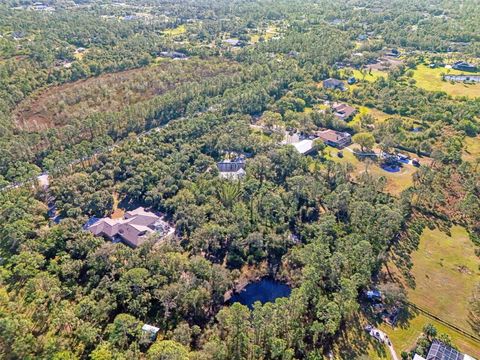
[{"left": 412, "top": 65, "right": 480, "bottom": 98}]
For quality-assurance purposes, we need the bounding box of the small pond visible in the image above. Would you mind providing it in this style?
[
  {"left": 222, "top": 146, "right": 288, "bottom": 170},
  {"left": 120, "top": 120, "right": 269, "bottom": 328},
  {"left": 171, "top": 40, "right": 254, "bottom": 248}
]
[{"left": 229, "top": 278, "right": 291, "bottom": 309}]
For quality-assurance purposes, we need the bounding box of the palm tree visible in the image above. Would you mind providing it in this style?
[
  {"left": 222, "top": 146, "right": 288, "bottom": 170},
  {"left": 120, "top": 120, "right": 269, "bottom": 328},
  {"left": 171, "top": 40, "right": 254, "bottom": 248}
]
[{"left": 217, "top": 181, "right": 243, "bottom": 209}]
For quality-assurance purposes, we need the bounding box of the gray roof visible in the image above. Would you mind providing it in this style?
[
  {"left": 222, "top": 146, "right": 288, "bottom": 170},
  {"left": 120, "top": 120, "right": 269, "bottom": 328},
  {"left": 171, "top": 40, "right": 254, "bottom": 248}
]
[{"left": 87, "top": 207, "right": 170, "bottom": 248}]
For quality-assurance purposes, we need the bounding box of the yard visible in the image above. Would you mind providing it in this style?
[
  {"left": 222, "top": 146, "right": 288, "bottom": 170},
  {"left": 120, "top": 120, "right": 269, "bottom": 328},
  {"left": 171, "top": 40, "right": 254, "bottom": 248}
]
[
  {"left": 349, "top": 105, "right": 393, "bottom": 126},
  {"left": 324, "top": 145, "right": 416, "bottom": 196},
  {"left": 412, "top": 64, "right": 480, "bottom": 98},
  {"left": 402, "top": 226, "right": 478, "bottom": 332},
  {"left": 379, "top": 313, "right": 480, "bottom": 358},
  {"left": 351, "top": 68, "right": 388, "bottom": 82},
  {"left": 383, "top": 225, "right": 480, "bottom": 357},
  {"left": 162, "top": 24, "right": 187, "bottom": 36}
]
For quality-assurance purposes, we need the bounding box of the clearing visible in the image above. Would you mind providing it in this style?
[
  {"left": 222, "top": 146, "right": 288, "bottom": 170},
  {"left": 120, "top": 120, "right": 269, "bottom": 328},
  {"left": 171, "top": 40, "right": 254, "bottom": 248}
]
[
  {"left": 162, "top": 24, "right": 187, "bottom": 36},
  {"left": 463, "top": 136, "right": 480, "bottom": 163},
  {"left": 412, "top": 64, "right": 480, "bottom": 98},
  {"left": 379, "top": 312, "right": 480, "bottom": 358},
  {"left": 387, "top": 225, "right": 479, "bottom": 336},
  {"left": 324, "top": 145, "right": 419, "bottom": 196},
  {"left": 13, "top": 58, "right": 236, "bottom": 132}
]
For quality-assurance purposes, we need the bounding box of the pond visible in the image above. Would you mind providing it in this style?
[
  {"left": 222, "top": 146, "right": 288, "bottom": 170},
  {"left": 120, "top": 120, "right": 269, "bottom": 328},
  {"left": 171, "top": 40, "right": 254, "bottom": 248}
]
[{"left": 229, "top": 278, "right": 291, "bottom": 309}]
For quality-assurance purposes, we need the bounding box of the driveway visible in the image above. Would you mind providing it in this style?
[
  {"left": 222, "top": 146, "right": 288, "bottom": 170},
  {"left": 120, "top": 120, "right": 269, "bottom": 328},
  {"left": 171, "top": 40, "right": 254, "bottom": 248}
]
[{"left": 366, "top": 326, "right": 399, "bottom": 360}]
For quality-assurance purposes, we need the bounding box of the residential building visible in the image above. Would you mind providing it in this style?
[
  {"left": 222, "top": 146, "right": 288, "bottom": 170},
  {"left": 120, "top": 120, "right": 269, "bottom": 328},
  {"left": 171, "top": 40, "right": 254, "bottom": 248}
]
[
  {"left": 224, "top": 39, "right": 241, "bottom": 46},
  {"left": 317, "top": 129, "right": 352, "bottom": 148},
  {"left": 452, "top": 61, "right": 477, "bottom": 72},
  {"left": 323, "top": 78, "right": 347, "bottom": 91},
  {"left": 414, "top": 339, "right": 476, "bottom": 360},
  {"left": 217, "top": 156, "right": 246, "bottom": 180},
  {"left": 292, "top": 139, "right": 317, "bottom": 155},
  {"left": 332, "top": 102, "right": 357, "bottom": 121},
  {"left": 159, "top": 51, "right": 188, "bottom": 59},
  {"left": 386, "top": 48, "right": 400, "bottom": 57},
  {"left": 142, "top": 324, "right": 160, "bottom": 340},
  {"left": 86, "top": 207, "right": 172, "bottom": 248}
]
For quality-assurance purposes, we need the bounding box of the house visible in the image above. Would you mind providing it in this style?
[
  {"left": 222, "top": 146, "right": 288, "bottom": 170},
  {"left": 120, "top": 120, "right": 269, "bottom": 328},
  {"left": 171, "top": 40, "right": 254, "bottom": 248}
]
[
  {"left": 159, "top": 51, "right": 188, "bottom": 59},
  {"left": 217, "top": 157, "right": 246, "bottom": 180},
  {"left": 224, "top": 39, "right": 241, "bottom": 46},
  {"left": 323, "top": 78, "right": 347, "bottom": 91},
  {"left": 142, "top": 324, "right": 160, "bottom": 340},
  {"left": 414, "top": 339, "right": 476, "bottom": 360},
  {"left": 332, "top": 102, "right": 357, "bottom": 121},
  {"left": 317, "top": 129, "right": 352, "bottom": 148},
  {"left": 86, "top": 207, "right": 172, "bottom": 248},
  {"left": 386, "top": 48, "right": 400, "bottom": 57},
  {"left": 292, "top": 139, "right": 317, "bottom": 155},
  {"left": 452, "top": 61, "right": 477, "bottom": 72}
]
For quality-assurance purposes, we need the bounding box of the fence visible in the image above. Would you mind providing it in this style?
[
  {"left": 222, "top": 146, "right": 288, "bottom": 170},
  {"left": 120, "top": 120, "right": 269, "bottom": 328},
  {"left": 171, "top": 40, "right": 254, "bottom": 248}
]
[{"left": 407, "top": 301, "right": 480, "bottom": 344}]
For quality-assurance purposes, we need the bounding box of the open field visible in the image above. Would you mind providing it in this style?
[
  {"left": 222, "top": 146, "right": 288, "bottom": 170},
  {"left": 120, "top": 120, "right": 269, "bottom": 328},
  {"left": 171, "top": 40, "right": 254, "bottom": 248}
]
[
  {"left": 162, "top": 24, "right": 186, "bottom": 36},
  {"left": 391, "top": 226, "right": 479, "bottom": 333},
  {"left": 463, "top": 136, "right": 480, "bottom": 163},
  {"left": 324, "top": 145, "right": 417, "bottom": 196},
  {"left": 412, "top": 64, "right": 480, "bottom": 98},
  {"left": 379, "top": 312, "right": 480, "bottom": 358},
  {"left": 351, "top": 69, "right": 388, "bottom": 82},
  {"left": 350, "top": 105, "right": 393, "bottom": 126},
  {"left": 384, "top": 225, "right": 480, "bottom": 356}
]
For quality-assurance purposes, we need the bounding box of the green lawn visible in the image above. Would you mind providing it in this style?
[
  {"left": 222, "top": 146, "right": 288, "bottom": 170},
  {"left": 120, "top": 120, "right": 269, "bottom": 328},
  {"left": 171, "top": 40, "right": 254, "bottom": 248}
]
[
  {"left": 350, "top": 105, "right": 393, "bottom": 127},
  {"left": 379, "top": 226, "right": 480, "bottom": 358},
  {"left": 463, "top": 136, "right": 480, "bottom": 163},
  {"left": 325, "top": 146, "right": 415, "bottom": 196},
  {"left": 351, "top": 69, "right": 388, "bottom": 82},
  {"left": 405, "top": 226, "right": 479, "bottom": 332},
  {"left": 412, "top": 65, "right": 480, "bottom": 98},
  {"left": 380, "top": 313, "right": 480, "bottom": 358},
  {"left": 163, "top": 24, "right": 187, "bottom": 36}
]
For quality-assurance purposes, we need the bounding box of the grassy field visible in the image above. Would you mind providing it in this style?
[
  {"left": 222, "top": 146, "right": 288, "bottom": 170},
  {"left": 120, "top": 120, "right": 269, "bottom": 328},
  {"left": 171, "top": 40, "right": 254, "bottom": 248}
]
[
  {"left": 351, "top": 69, "right": 388, "bottom": 82},
  {"left": 379, "top": 313, "right": 480, "bottom": 358},
  {"left": 163, "top": 24, "right": 186, "bottom": 36},
  {"left": 324, "top": 146, "right": 416, "bottom": 196},
  {"left": 350, "top": 105, "right": 393, "bottom": 126},
  {"left": 383, "top": 225, "right": 480, "bottom": 357},
  {"left": 412, "top": 65, "right": 480, "bottom": 98},
  {"left": 463, "top": 136, "right": 480, "bottom": 163},
  {"left": 404, "top": 226, "right": 478, "bottom": 332}
]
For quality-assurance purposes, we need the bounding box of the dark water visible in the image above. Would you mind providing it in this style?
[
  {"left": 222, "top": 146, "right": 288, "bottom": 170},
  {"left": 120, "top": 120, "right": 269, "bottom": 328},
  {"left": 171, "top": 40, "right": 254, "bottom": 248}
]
[{"left": 230, "top": 279, "right": 291, "bottom": 309}]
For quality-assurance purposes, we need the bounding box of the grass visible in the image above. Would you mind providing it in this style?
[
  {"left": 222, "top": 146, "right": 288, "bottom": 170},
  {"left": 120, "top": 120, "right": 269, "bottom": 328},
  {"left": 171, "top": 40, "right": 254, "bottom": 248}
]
[
  {"left": 404, "top": 226, "right": 478, "bottom": 332},
  {"left": 162, "top": 24, "right": 186, "bottom": 36},
  {"left": 350, "top": 105, "right": 393, "bottom": 127},
  {"left": 379, "top": 312, "right": 480, "bottom": 358},
  {"left": 351, "top": 69, "right": 388, "bottom": 82},
  {"left": 383, "top": 225, "right": 480, "bottom": 357},
  {"left": 324, "top": 146, "right": 415, "bottom": 196},
  {"left": 463, "top": 136, "right": 480, "bottom": 163},
  {"left": 412, "top": 64, "right": 480, "bottom": 98},
  {"left": 332, "top": 313, "right": 392, "bottom": 360}
]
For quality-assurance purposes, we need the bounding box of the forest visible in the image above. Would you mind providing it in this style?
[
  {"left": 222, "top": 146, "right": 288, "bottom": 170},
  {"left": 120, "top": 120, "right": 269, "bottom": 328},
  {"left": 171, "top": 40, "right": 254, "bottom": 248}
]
[{"left": 0, "top": 0, "right": 479, "bottom": 359}]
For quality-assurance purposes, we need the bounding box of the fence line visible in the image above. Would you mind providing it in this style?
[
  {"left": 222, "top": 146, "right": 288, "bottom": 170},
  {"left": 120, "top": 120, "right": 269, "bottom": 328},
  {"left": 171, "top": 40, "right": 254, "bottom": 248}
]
[{"left": 406, "top": 301, "right": 480, "bottom": 344}]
